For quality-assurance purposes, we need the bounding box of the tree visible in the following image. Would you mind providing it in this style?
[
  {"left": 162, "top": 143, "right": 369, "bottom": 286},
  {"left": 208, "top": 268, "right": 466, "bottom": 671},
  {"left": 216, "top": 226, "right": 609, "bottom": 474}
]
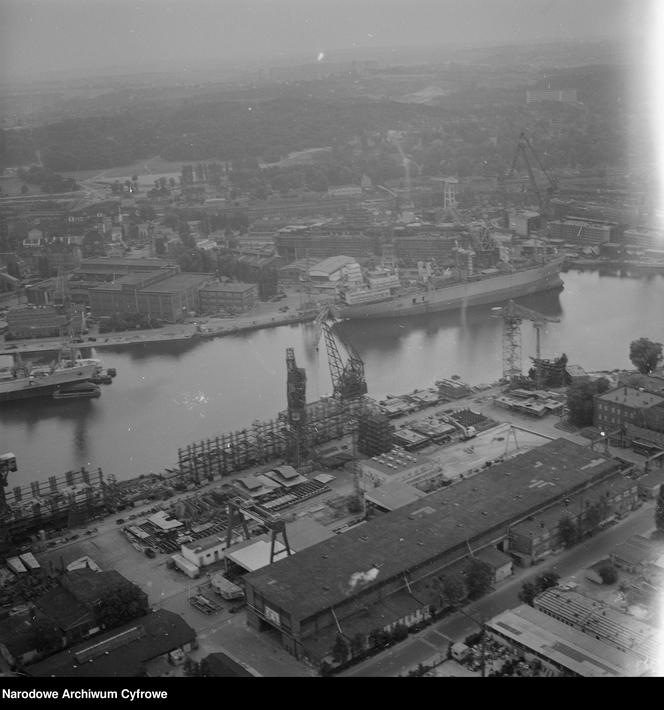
[
  {"left": 535, "top": 571, "right": 559, "bottom": 592},
  {"left": 597, "top": 562, "right": 618, "bottom": 585},
  {"left": 32, "top": 618, "right": 63, "bottom": 655},
  {"left": 183, "top": 657, "right": 202, "bottom": 676},
  {"left": 656, "top": 485, "right": 664, "bottom": 533},
  {"left": 331, "top": 634, "right": 350, "bottom": 664},
  {"left": 465, "top": 558, "right": 494, "bottom": 600},
  {"left": 558, "top": 515, "right": 578, "bottom": 548},
  {"left": 96, "top": 582, "right": 147, "bottom": 629},
  {"left": 518, "top": 580, "right": 538, "bottom": 606},
  {"left": 438, "top": 572, "right": 467, "bottom": 608},
  {"left": 391, "top": 623, "right": 409, "bottom": 642},
  {"left": 368, "top": 628, "right": 390, "bottom": 649},
  {"left": 566, "top": 377, "right": 610, "bottom": 427},
  {"left": 350, "top": 633, "right": 365, "bottom": 658},
  {"left": 630, "top": 338, "right": 663, "bottom": 374}
]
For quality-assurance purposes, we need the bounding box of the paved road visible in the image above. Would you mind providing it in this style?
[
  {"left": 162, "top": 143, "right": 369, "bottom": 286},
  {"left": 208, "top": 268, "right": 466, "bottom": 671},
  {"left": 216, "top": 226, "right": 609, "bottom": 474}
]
[{"left": 341, "top": 501, "right": 656, "bottom": 677}]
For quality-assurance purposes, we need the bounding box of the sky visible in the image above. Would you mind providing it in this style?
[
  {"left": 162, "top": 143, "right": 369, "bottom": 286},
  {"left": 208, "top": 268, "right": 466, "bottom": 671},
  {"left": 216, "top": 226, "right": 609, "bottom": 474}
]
[{"left": 0, "top": 0, "right": 648, "bottom": 80}]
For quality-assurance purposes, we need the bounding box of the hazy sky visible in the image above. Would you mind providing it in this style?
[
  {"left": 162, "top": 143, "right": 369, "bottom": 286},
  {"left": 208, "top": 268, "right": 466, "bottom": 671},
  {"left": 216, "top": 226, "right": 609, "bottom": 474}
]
[{"left": 0, "top": 0, "right": 647, "bottom": 79}]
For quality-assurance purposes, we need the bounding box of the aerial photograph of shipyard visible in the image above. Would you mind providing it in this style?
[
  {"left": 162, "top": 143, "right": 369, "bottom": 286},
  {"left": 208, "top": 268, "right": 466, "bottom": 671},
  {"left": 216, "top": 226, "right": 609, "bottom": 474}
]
[{"left": 0, "top": 0, "right": 663, "bottom": 684}]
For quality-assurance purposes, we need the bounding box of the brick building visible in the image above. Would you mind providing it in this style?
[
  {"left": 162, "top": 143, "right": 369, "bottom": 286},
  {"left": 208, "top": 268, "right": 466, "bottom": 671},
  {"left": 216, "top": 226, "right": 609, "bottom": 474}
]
[
  {"left": 6, "top": 306, "right": 68, "bottom": 339},
  {"left": 594, "top": 386, "right": 664, "bottom": 444},
  {"left": 89, "top": 272, "right": 211, "bottom": 322},
  {"left": 199, "top": 282, "right": 258, "bottom": 314}
]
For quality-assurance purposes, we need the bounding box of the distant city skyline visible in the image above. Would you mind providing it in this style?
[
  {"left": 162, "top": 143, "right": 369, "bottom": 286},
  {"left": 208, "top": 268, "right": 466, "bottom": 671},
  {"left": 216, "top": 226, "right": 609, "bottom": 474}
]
[{"left": 0, "top": 0, "right": 649, "bottom": 81}]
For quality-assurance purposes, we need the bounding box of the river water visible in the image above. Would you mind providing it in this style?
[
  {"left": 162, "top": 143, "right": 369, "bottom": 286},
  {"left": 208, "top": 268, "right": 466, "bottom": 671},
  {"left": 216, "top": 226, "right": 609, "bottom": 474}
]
[{"left": 1, "top": 270, "right": 663, "bottom": 487}]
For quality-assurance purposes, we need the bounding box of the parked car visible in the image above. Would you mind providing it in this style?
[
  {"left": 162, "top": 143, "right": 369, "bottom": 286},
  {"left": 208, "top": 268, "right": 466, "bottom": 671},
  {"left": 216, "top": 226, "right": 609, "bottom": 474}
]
[{"left": 115, "top": 518, "right": 125, "bottom": 525}]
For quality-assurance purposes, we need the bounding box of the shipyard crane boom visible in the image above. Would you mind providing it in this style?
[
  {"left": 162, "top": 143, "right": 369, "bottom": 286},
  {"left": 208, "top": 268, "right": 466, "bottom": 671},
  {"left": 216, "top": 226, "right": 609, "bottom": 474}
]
[
  {"left": 492, "top": 300, "right": 560, "bottom": 382},
  {"left": 322, "top": 321, "right": 368, "bottom": 400},
  {"left": 505, "top": 132, "right": 558, "bottom": 215}
]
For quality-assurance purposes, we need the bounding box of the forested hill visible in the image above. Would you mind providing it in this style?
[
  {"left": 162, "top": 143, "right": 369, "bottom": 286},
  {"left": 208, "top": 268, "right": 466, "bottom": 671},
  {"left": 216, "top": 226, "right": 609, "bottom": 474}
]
[{"left": 0, "top": 96, "right": 433, "bottom": 172}]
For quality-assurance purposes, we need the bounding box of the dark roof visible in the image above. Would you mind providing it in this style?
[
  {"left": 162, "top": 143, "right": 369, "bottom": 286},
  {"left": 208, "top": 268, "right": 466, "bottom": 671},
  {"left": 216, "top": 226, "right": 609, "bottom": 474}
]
[
  {"left": 200, "top": 282, "right": 256, "bottom": 293},
  {"left": 245, "top": 439, "right": 620, "bottom": 621},
  {"left": 34, "top": 587, "right": 93, "bottom": 632},
  {"left": 476, "top": 547, "right": 513, "bottom": 570},
  {"left": 140, "top": 273, "right": 211, "bottom": 293},
  {"left": 61, "top": 569, "right": 134, "bottom": 608},
  {"left": 203, "top": 652, "right": 258, "bottom": 677},
  {"left": 26, "top": 610, "right": 195, "bottom": 677},
  {"left": 0, "top": 612, "right": 61, "bottom": 658}
]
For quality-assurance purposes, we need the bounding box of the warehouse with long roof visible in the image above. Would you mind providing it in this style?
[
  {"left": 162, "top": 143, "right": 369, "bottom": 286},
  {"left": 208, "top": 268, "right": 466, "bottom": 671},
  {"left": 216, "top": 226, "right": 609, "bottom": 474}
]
[{"left": 243, "top": 438, "right": 632, "bottom": 660}]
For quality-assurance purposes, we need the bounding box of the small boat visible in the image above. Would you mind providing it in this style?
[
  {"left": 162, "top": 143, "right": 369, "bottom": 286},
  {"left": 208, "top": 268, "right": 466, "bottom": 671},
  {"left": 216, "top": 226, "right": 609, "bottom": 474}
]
[{"left": 53, "top": 382, "right": 101, "bottom": 400}]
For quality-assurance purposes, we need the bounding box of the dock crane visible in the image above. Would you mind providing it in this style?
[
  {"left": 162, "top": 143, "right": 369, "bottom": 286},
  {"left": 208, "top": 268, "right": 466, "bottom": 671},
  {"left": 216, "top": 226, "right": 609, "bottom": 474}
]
[
  {"left": 321, "top": 320, "right": 367, "bottom": 400},
  {"left": 492, "top": 300, "right": 560, "bottom": 383},
  {"left": 312, "top": 306, "right": 368, "bottom": 401},
  {"left": 503, "top": 132, "right": 558, "bottom": 216}
]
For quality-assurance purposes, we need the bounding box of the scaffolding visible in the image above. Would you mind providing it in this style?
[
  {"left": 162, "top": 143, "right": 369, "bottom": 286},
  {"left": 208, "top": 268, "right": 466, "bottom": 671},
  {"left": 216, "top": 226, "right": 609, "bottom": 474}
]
[
  {"left": 1, "top": 466, "right": 113, "bottom": 548},
  {"left": 177, "top": 397, "right": 379, "bottom": 484},
  {"left": 357, "top": 412, "right": 394, "bottom": 457}
]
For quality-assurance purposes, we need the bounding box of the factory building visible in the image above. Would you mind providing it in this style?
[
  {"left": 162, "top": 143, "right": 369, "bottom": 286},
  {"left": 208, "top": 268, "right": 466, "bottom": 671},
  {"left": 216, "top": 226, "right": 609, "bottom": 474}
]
[
  {"left": 593, "top": 386, "right": 664, "bottom": 445},
  {"left": 89, "top": 272, "right": 211, "bottom": 322},
  {"left": 199, "top": 282, "right": 258, "bottom": 314},
  {"left": 485, "top": 605, "right": 647, "bottom": 677},
  {"left": 533, "top": 588, "right": 659, "bottom": 663},
  {"left": 548, "top": 219, "right": 617, "bottom": 246},
  {"left": 243, "top": 438, "right": 627, "bottom": 661},
  {"left": 5, "top": 306, "right": 69, "bottom": 340}
]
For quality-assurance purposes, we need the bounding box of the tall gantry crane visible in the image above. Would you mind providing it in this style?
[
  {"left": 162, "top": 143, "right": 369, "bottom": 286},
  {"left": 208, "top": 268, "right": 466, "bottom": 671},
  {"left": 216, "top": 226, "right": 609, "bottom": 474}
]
[
  {"left": 322, "top": 320, "right": 368, "bottom": 400},
  {"left": 285, "top": 347, "right": 308, "bottom": 466},
  {"left": 503, "top": 132, "right": 558, "bottom": 216},
  {"left": 492, "top": 300, "right": 560, "bottom": 383}
]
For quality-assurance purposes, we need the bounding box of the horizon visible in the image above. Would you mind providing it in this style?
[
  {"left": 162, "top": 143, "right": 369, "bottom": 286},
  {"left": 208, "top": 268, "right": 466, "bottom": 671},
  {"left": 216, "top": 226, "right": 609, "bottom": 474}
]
[{"left": 0, "top": 0, "right": 648, "bottom": 84}]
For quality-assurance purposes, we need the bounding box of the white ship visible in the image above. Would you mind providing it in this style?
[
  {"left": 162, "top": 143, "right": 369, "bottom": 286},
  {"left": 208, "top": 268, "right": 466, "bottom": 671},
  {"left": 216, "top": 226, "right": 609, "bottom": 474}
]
[{"left": 334, "top": 255, "right": 565, "bottom": 320}]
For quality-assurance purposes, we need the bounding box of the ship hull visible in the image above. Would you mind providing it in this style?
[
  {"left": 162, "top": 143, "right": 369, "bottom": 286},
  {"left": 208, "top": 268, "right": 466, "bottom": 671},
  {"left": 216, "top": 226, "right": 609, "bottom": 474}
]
[
  {"left": 334, "top": 258, "right": 565, "bottom": 320},
  {"left": 0, "top": 364, "right": 98, "bottom": 403}
]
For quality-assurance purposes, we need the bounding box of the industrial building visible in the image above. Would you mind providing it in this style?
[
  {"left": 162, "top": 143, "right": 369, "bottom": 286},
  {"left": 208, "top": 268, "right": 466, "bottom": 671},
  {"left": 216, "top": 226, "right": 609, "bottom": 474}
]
[
  {"left": 89, "top": 272, "right": 211, "bottom": 322},
  {"left": 359, "top": 449, "right": 439, "bottom": 487},
  {"left": 593, "top": 386, "right": 664, "bottom": 443},
  {"left": 485, "top": 605, "right": 648, "bottom": 677},
  {"left": 199, "top": 281, "right": 258, "bottom": 314},
  {"left": 26, "top": 610, "right": 195, "bottom": 678},
  {"left": 274, "top": 231, "right": 376, "bottom": 261},
  {"left": 548, "top": 218, "right": 618, "bottom": 246},
  {"left": 623, "top": 228, "right": 664, "bottom": 250},
  {"left": 74, "top": 257, "right": 178, "bottom": 281},
  {"left": 308, "top": 255, "right": 358, "bottom": 283},
  {"left": 533, "top": 588, "right": 659, "bottom": 663},
  {"left": 508, "top": 474, "right": 638, "bottom": 565},
  {"left": 243, "top": 439, "right": 627, "bottom": 661},
  {"left": 5, "top": 306, "right": 69, "bottom": 340}
]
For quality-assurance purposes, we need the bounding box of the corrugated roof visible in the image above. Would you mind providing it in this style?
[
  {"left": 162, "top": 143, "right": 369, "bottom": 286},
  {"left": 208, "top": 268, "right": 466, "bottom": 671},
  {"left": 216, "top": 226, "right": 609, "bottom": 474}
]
[{"left": 245, "top": 439, "right": 620, "bottom": 620}]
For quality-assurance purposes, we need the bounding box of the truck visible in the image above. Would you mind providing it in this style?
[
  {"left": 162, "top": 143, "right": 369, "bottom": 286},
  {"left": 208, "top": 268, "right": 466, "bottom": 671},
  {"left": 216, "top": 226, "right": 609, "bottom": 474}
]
[{"left": 171, "top": 553, "right": 200, "bottom": 579}]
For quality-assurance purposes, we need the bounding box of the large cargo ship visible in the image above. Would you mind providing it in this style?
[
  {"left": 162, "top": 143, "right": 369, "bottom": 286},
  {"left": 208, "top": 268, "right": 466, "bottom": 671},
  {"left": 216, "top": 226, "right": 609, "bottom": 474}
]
[
  {"left": 0, "top": 362, "right": 98, "bottom": 403},
  {"left": 333, "top": 255, "right": 565, "bottom": 320}
]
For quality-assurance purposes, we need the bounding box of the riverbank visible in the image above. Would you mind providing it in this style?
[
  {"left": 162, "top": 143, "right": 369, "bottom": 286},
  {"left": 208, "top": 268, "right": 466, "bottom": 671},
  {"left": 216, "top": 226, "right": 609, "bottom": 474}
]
[
  {"left": 0, "top": 308, "right": 318, "bottom": 356},
  {"left": 565, "top": 257, "right": 664, "bottom": 273}
]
